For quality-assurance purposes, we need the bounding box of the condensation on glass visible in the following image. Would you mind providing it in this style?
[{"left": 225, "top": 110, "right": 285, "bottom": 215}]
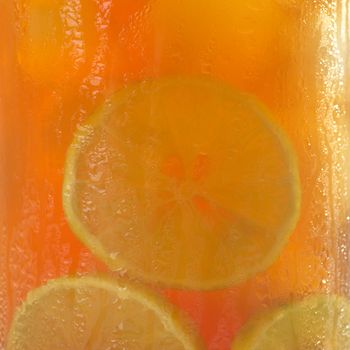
[{"left": 0, "top": 1, "right": 350, "bottom": 349}]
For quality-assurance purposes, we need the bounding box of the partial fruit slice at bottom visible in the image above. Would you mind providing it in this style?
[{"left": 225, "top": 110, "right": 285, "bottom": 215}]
[
  {"left": 6, "top": 276, "right": 203, "bottom": 350},
  {"left": 232, "top": 295, "right": 350, "bottom": 349},
  {"left": 63, "top": 76, "right": 300, "bottom": 289}
]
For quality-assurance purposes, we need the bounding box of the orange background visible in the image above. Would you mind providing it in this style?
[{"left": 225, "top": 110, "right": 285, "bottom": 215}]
[{"left": 1, "top": 1, "right": 350, "bottom": 349}]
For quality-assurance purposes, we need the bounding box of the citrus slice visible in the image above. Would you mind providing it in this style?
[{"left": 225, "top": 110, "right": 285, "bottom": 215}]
[
  {"left": 63, "top": 76, "right": 300, "bottom": 289},
  {"left": 231, "top": 294, "right": 350, "bottom": 349},
  {"left": 6, "top": 276, "right": 203, "bottom": 350}
]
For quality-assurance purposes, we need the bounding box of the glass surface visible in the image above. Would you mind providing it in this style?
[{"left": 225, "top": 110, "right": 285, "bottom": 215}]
[{"left": 1, "top": 1, "right": 350, "bottom": 349}]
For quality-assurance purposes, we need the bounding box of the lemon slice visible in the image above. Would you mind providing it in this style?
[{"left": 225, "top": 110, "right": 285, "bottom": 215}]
[
  {"left": 63, "top": 76, "right": 300, "bottom": 289},
  {"left": 6, "top": 276, "right": 203, "bottom": 350},
  {"left": 232, "top": 295, "right": 350, "bottom": 349}
]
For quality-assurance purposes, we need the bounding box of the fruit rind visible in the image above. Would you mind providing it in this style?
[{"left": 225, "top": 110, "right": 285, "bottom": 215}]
[
  {"left": 63, "top": 76, "right": 301, "bottom": 290},
  {"left": 231, "top": 294, "right": 350, "bottom": 350},
  {"left": 6, "top": 275, "right": 204, "bottom": 350}
]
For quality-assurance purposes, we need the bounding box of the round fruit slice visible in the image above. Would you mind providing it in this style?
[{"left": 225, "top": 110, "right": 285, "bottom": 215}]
[
  {"left": 6, "top": 276, "right": 203, "bottom": 350},
  {"left": 63, "top": 76, "right": 300, "bottom": 289},
  {"left": 231, "top": 294, "right": 350, "bottom": 349}
]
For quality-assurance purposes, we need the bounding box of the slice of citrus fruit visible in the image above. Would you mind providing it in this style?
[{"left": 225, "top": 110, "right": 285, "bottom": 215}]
[
  {"left": 63, "top": 76, "right": 300, "bottom": 289},
  {"left": 6, "top": 276, "right": 203, "bottom": 350},
  {"left": 231, "top": 294, "right": 350, "bottom": 349}
]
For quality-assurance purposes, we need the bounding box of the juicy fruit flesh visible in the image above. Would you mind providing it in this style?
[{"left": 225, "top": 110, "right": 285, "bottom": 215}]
[
  {"left": 231, "top": 295, "right": 350, "bottom": 350},
  {"left": 6, "top": 276, "right": 203, "bottom": 350},
  {"left": 2, "top": 0, "right": 347, "bottom": 348},
  {"left": 63, "top": 76, "right": 300, "bottom": 289}
]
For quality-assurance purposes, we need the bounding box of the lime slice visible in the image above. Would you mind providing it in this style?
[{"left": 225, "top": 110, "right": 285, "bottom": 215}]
[
  {"left": 6, "top": 276, "right": 203, "bottom": 350},
  {"left": 63, "top": 76, "right": 300, "bottom": 289},
  {"left": 232, "top": 294, "right": 350, "bottom": 349}
]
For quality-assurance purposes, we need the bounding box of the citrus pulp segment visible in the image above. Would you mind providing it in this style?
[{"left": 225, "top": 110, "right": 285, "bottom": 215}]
[
  {"left": 231, "top": 294, "right": 350, "bottom": 349},
  {"left": 63, "top": 76, "right": 301, "bottom": 289},
  {"left": 6, "top": 276, "right": 203, "bottom": 350}
]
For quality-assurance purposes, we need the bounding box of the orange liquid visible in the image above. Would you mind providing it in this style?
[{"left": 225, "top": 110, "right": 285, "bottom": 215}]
[{"left": 1, "top": 1, "right": 350, "bottom": 349}]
